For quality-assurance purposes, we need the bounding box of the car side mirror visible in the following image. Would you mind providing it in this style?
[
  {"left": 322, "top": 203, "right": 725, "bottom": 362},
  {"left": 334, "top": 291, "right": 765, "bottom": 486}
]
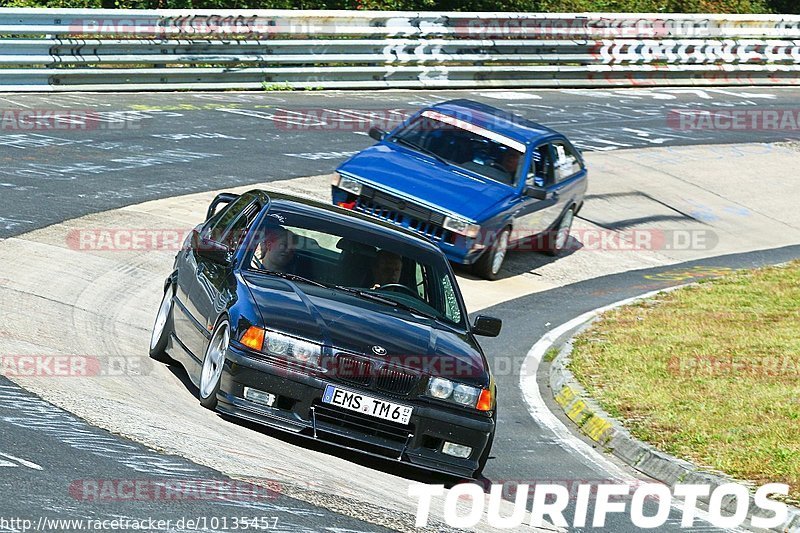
[
  {"left": 206, "top": 192, "right": 239, "bottom": 221},
  {"left": 524, "top": 185, "right": 550, "bottom": 201},
  {"left": 193, "top": 231, "right": 233, "bottom": 265},
  {"left": 473, "top": 315, "right": 502, "bottom": 337},
  {"left": 368, "top": 126, "right": 386, "bottom": 142}
]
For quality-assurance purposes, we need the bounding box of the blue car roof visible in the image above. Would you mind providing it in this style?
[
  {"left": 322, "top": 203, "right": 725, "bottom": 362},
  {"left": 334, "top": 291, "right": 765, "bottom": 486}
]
[{"left": 428, "top": 99, "right": 558, "bottom": 146}]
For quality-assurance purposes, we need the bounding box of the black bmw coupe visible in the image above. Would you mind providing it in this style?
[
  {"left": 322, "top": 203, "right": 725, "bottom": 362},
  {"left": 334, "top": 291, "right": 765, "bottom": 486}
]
[{"left": 149, "top": 190, "right": 502, "bottom": 478}]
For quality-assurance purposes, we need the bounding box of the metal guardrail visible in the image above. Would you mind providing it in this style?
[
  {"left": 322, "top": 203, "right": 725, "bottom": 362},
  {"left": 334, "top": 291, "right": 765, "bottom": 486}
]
[{"left": 1, "top": 9, "right": 800, "bottom": 91}]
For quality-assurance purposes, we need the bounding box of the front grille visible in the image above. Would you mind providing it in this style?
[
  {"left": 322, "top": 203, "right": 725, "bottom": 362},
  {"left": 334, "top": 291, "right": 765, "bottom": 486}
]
[
  {"left": 408, "top": 218, "right": 445, "bottom": 241},
  {"left": 332, "top": 354, "right": 372, "bottom": 386},
  {"left": 356, "top": 196, "right": 404, "bottom": 225},
  {"left": 355, "top": 186, "right": 450, "bottom": 242},
  {"left": 376, "top": 366, "right": 419, "bottom": 395},
  {"left": 313, "top": 403, "right": 412, "bottom": 444},
  {"left": 332, "top": 353, "right": 421, "bottom": 397}
]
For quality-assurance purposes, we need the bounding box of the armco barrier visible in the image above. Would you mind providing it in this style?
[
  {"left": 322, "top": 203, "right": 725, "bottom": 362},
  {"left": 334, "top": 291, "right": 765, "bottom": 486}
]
[{"left": 1, "top": 9, "right": 800, "bottom": 91}]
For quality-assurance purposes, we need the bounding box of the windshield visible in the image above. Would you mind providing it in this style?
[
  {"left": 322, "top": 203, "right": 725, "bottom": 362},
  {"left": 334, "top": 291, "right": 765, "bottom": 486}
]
[
  {"left": 244, "top": 207, "right": 466, "bottom": 327},
  {"left": 390, "top": 110, "right": 525, "bottom": 186}
]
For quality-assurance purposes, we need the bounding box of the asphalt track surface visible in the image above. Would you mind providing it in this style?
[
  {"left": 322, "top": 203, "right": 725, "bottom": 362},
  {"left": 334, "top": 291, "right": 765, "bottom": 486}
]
[
  {"left": 1, "top": 88, "right": 800, "bottom": 532},
  {"left": 0, "top": 379, "right": 391, "bottom": 533},
  {"left": 2, "top": 87, "right": 800, "bottom": 239}
]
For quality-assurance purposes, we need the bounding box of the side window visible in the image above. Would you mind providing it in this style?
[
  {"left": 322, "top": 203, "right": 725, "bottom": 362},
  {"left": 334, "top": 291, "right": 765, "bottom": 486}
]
[
  {"left": 222, "top": 203, "right": 260, "bottom": 250},
  {"left": 415, "top": 263, "right": 429, "bottom": 301},
  {"left": 440, "top": 275, "right": 462, "bottom": 324},
  {"left": 202, "top": 192, "right": 259, "bottom": 247},
  {"left": 552, "top": 141, "right": 583, "bottom": 182},
  {"left": 526, "top": 144, "right": 553, "bottom": 187}
]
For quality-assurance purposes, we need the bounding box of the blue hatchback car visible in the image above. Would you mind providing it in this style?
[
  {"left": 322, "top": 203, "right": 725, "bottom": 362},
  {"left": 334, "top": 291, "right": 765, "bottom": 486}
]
[{"left": 333, "top": 99, "right": 588, "bottom": 279}]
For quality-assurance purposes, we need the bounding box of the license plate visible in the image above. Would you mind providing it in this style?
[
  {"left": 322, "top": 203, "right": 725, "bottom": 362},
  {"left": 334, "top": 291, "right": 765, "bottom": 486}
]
[{"left": 322, "top": 384, "right": 413, "bottom": 425}]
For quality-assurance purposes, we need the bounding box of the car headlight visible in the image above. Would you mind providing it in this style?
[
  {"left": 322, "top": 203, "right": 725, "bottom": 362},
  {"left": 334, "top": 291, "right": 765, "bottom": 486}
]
[
  {"left": 266, "top": 332, "right": 291, "bottom": 356},
  {"left": 239, "top": 327, "right": 321, "bottom": 366},
  {"left": 452, "top": 383, "right": 480, "bottom": 406},
  {"left": 443, "top": 216, "right": 480, "bottom": 238},
  {"left": 265, "top": 331, "right": 321, "bottom": 365},
  {"left": 332, "top": 174, "right": 362, "bottom": 196},
  {"left": 427, "top": 377, "right": 454, "bottom": 399},
  {"left": 426, "top": 376, "right": 490, "bottom": 410},
  {"left": 291, "top": 338, "right": 321, "bottom": 363}
]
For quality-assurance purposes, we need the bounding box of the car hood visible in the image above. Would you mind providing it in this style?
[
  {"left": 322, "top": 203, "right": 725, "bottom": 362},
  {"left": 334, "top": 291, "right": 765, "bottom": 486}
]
[
  {"left": 337, "top": 143, "right": 515, "bottom": 222},
  {"left": 242, "top": 273, "right": 488, "bottom": 386}
]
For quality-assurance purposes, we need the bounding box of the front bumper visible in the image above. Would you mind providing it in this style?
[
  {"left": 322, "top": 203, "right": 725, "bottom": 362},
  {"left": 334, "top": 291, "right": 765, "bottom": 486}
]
[
  {"left": 217, "top": 344, "right": 494, "bottom": 478},
  {"left": 332, "top": 186, "right": 485, "bottom": 266}
]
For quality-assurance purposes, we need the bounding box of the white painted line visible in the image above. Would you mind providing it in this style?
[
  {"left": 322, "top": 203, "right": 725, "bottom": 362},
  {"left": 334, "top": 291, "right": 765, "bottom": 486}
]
[
  {"left": 592, "top": 138, "right": 632, "bottom": 147},
  {"left": 477, "top": 91, "right": 542, "bottom": 100},
  {"left": 705, "top": 89, "right": 776, "bottom": 100},
  {"left": 0, "top": 451, "right": 43, "bottom": 470},
  {"left": 518, "top": 285, "right": 745, "bottom": 532},
  {"left": 519, "top": 286, "right": 681, "bottom": 477},
  {"left": 0, "top": 97, "right": 31, "bottom": 108}
]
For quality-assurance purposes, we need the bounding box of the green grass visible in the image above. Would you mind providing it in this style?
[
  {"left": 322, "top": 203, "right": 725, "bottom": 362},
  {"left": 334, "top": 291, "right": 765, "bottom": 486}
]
[
  {"left": 569, "top": 261, "right": 800, "bottom": 503},
  {"left": 261, "top": 82, "right": 294, "bottom": 92},
  {"left": 544, "top": 346, "right": 561, "bottom": 363}
]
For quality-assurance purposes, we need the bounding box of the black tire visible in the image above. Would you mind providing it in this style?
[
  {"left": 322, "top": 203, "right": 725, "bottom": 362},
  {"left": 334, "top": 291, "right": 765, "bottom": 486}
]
[
  {"left": 546, "top": 206, "right": 575, "bottom": 257},
  {"left": 199, "top": 318, "right": 230, "bottom": 410},
  {"left": 472, "top": 227, "right": 511, "bottom": 281},
  {"left": 149, "top": 284, "right": 175, "bottom": 364}
]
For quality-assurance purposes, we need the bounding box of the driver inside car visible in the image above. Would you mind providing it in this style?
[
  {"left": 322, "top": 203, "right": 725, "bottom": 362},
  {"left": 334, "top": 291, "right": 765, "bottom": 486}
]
[
  {"left": 254, "top": 226, "right": 296, "bottom": 273},
  {"left": 370, "top": 250, "right": 403, "bottom": 289},
  {"left": 497, "top": 149, "right": 522, "bottom": 184}
]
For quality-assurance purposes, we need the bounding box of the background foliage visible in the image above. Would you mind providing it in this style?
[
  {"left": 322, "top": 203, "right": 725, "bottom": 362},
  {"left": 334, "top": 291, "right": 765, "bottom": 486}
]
[{"left": 0, "top": 0, "right": 797, "bottom": 14}]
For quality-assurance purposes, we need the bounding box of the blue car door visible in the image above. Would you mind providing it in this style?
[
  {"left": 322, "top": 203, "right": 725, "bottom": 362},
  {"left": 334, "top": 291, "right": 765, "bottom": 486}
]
[
  {"left": 547, "top": 138, "right": 587, "bottom": 226},
  {"left": 513, "top": 143, "right": 559, "bottom": 241}
]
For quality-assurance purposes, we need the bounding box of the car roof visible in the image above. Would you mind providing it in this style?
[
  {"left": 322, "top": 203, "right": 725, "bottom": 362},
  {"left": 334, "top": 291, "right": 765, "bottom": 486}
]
[
  {"left": 251, "top": 190, "right": 444, "bottom": 254},
  {"left": 428, "top": 99, "right": 558, "bottom": 146}
]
